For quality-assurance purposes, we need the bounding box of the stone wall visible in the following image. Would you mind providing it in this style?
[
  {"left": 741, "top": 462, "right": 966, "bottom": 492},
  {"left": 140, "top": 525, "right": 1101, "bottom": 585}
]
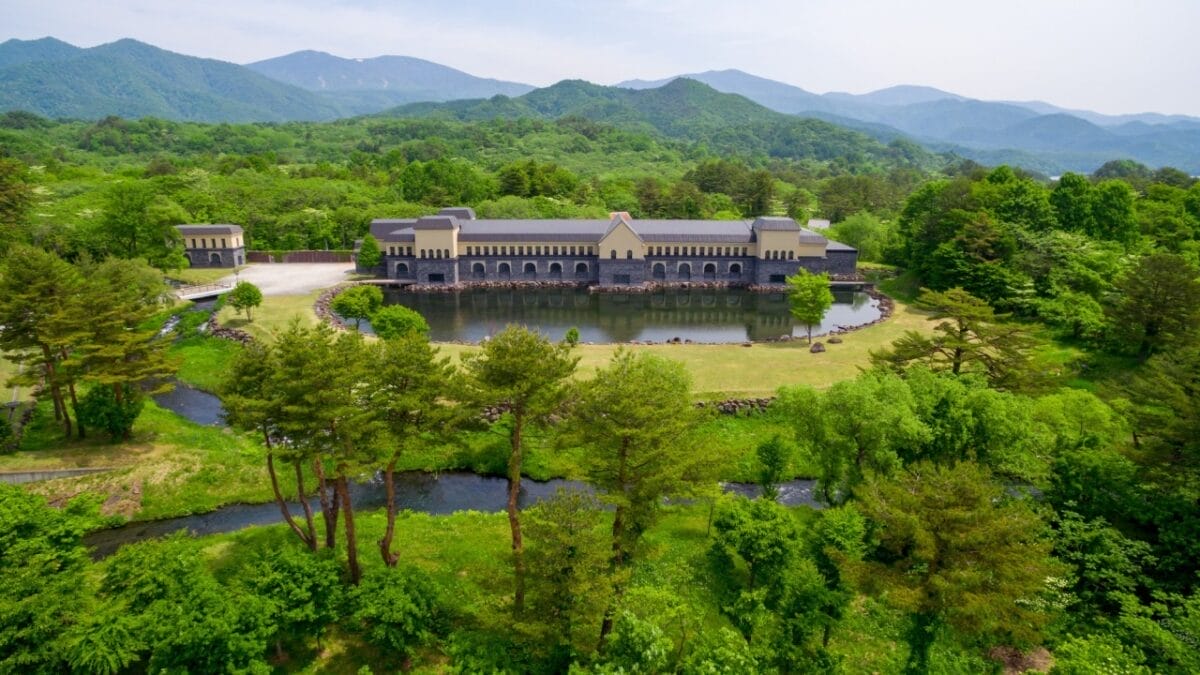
[
  {"left": 596, "top": 258, "right": 648, "bottom": 286},
  {"left": 646, "top": 257, "right": 753, "bottom": 283},
  {"left": 185, "top": 246, "right": 244, "bottom": 268},
  {"left": 457, "top": 257, "right": 599, "bottom": 284},
  {"left": 414, "top": 258, "right": 460, "bottom": 285}
]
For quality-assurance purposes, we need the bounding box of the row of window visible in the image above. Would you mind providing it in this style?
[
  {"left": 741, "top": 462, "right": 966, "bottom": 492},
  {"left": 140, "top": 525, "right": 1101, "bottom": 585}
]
[
  {"left": 648, "top": 245, "right": 750, "bottom": 257},
  {"left": 464, "top": 245, "right": 597, "bottom": 257},
  {"left": 386, "top": 245, "right": 797, "bottom": 260},
  {"left": 188, "top": 238, "right": 231, "bottom": 249},
  {"left": 765, "top": 250, "right": 796, "bottom": 260}
]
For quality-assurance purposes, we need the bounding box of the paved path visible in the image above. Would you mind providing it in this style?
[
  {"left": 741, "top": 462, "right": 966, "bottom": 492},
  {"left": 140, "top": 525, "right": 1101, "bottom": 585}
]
[{"left": 218, "top": 263, "right": 356, "bottom": 296}]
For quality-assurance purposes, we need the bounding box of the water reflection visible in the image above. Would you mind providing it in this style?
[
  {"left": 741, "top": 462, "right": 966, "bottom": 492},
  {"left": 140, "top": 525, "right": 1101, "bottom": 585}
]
[{"left": 380, "top": 288, "right": 880, "bottom": 343}]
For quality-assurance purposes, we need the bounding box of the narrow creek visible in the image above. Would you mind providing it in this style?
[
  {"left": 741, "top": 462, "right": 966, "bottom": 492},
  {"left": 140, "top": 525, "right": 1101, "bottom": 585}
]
[{"left": 117, "top": 355, "right": 819, "bottom": 559}]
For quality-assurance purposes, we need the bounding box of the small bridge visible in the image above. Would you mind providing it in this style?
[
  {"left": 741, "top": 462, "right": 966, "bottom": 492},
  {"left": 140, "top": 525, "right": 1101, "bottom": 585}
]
[{"left": 176, "top": 283, "right": 232, "bottom": 301}]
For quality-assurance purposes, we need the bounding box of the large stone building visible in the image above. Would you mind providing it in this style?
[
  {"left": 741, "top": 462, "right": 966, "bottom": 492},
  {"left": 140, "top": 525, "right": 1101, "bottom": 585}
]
[
  {"left": 177, "top": 224, "right": 246, "bottom": 268},
  {"left": 368, "top": 208, "right": 856, "bottom": 287}
]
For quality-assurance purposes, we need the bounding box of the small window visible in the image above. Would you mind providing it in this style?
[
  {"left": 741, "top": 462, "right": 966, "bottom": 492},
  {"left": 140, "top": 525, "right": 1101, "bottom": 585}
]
[
  {"left": 221, "top": 238, "right": 226, "bottom": 248},
  {"left": 610, "top": 250, "right": 617, "bottom": 259},
  {"left": 201, "top": 238, "right": 207, "bottom": 249},
  {"left": 626, "top": 249, "right": 633, "bottom": 259},
  {"left": 788, "top": 251, "right": 795, "bottom": 260}
]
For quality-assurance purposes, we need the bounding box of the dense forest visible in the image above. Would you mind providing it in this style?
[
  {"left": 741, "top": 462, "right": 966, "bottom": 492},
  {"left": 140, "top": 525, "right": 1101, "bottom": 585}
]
[{"left": 2, "top": 106, "right": 1200, "bottom": 673}]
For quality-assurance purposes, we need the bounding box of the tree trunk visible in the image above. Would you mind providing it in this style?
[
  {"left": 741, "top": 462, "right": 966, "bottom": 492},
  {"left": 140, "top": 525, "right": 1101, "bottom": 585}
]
[
  {"left": 293, "top": 460, "right": 317, "bottom": 549},
  {"left": 59, "top": 348, "right": 83, "bottom": 439},
  {"left": 379, "top": 458, "right": 400, "bottom": 567},
  {"left": 314, "top": 459, "right": 338, "bottom": 549},
  {"left": 336, "top": 473, "right": 361, "bottom": 585},
  {"left": 507, "top": 413, "right": 526, "bottom": 612},
  {"left": 599, "top": 439, "right": 631, "bottom": 646},
  {"left": 41, "top": 345, "right": 71, "bottom": 437},
  {"left": 902, "top": 612, "right": 938, "bottom": 675},
  {"left": 267, "top": 449, "right": 313, "bottom": 550}
]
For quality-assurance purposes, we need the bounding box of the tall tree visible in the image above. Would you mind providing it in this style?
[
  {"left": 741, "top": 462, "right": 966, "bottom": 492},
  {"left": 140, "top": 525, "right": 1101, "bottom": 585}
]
[
  {"left": 223, "top": 339, "right": 317, "bottom": 550},
  {"left": 459, "top": 325, "right": 577, "bottom": 612},
  {"left": 785, "top": 270, "right": 834, "bottom": 344},
  {"left": 1106, "top": 253, "right": 1200, "bottom": 356},
  {"left": 371, "top": 333, "right": 456, "bottom": 566},
  {"left": 357, "top": 233, "right": 382, "bottom": 269},
  {"left": 99, "top": 182, "right": 188, "bottom": 270},
  {"left": 844, "top": 462, "right": 1061, "bottom": 674},
  {"left": 565, "top": 350, "right": 707, "bottom": 640},
  {"left": 870, "top": 287, "right": 1037, "bottom": 390},
  {"left": 0, "top": 158, "right": 33, "bottom": 251},
  {"left": 0, "top": 246, "right": 82, "bottom": 437}
]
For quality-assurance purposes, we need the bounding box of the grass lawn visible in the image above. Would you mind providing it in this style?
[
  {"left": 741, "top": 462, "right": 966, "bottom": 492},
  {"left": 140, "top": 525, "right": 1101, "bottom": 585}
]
[
  {"left": 436, "top": 298, "right": 932, "bottom": 397},
  {"left": 219, "top": 288, "right": 933, "bottom": 397},
  {"left": 168, "top": 266, "right": 241, "bottom": 285}
]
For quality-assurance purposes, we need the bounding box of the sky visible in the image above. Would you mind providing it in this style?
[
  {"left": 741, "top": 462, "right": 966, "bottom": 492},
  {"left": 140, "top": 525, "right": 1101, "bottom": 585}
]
[{"left": 4, "top": 0, "right": 1200, "bottom": 116}]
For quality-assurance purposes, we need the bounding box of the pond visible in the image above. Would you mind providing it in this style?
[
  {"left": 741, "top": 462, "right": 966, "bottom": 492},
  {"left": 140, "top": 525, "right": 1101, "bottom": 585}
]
[
  {"left": 82, "top": 471, "right": 821, "bottom": 558},
  {"left": 380, "top": 287, "right": 880, "bottom": 343}
]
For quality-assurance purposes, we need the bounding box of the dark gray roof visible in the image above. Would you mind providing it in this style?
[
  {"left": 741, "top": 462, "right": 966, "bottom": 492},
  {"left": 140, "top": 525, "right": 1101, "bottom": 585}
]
[
  {"left": 368, "top": 217, "right": 835, "bottom": 247},
  {"left": 825, "top": 240, "right": 857, "bottom": 252},
  {"left": 177, "top": 224, "right": 243, "bottom": 235},
  {"left": 414, "top": 215, "right": 459, "bottom": 230},
  {"left": 751, "top": 217, "right": 800, "bottom": 231},
  {"left": 634, "top": 220, "right": 753, "bottom": 243},
  {"left": 460, "top": 220, "right": 609, "bottom": 242},
  {"left": 438, "top": 207, "right": 477, "bottom": 220},
  {"left": 370, "top": 219, "right": 416, "bottom": 241}
]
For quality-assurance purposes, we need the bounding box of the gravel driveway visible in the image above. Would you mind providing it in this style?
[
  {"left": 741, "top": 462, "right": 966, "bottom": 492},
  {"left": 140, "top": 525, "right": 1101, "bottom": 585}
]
[{"left": 220, "top": 263, "right": 356, "bottom": 296}]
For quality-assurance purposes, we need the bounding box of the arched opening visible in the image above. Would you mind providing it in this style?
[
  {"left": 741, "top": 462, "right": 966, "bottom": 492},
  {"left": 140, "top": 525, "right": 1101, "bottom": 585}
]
[
  {"left": 549, "top": 262, "right": 563, "bottom": 279},
  {"left": 610, "top": 250, "right": 617, "bottom": 259},
  {"left": 703, "top": 262, "right": 717, "bottom": 280},
  {"left": 729, "top": 262, "right": 742, "bottom": 279},
  {"left": 236, "top": 254, "right": 243, "bottom": 266},
  {"left": 498, "top": 262, "right": 511, "bottom": 279},
  {"left": 397, "top": 262, "right": 410, "bottom": 276},
  {"left": 574, "top": 262, "right": 589, "bottom": 278},
  {"left": 652, "top": 262, "right": 666, "bottom": 280},
  {"left": 678, "top": 263, "right": 692, "bottom": 281},
  {"left": 626, "top": 249, "right": 633, "bottom": 259},
  {"left": 472, "top": 262, "right": 485, "bottom": 279},
  {"left": 209, "top": 252, "right": 222, "bottom": 266},
  {"left": 788, "top": 251, "right": 795, "bottom": 260},
  {"left": 523, "top": 262, "right": 537, "bottom": 279}
]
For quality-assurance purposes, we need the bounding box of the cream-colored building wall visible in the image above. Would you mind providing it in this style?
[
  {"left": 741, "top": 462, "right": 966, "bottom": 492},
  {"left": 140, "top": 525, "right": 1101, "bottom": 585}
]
[
  {"left": 755, "top": 230, "right": 828, "bottom": 259},
  {"left": 598, "top": 221, "right": 645, "bottom": 259},
  {"left": 644, "top": 242, "right": 753, "bottom": 257},
  {"left": 413, "top": 229, "right": 459, "bottom": 258},
  {"left": 184, "top": 233, "right": 243, "bottom": 249}
]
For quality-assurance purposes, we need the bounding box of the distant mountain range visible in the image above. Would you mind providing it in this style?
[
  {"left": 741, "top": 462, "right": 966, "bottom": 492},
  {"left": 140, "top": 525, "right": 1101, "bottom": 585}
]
[
  {"left": 1, "top": 37, "right": 1198, "bottom": 172},
  {"left": 385, "top": 78, "right": 942, "bottom": 170},
  {"left": 246, "top": 50, "right": 534, "bottom": 115},
  {"left": 617, "top": 70, "right": 1200, "bottom": 173}
]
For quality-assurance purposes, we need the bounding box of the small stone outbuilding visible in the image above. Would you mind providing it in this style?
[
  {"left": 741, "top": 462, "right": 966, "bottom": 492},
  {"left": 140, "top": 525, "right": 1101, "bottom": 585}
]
[{"left": 177, "top": 224, "right": 246, "bottom": 268}]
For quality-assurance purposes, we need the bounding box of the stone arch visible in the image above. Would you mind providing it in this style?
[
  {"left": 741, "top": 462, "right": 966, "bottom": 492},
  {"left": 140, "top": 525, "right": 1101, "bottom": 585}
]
[
  {"left": 397, "top": 262, "right": 410, "bottom": 276},
  {"left": 703, "top": 262, "right": 717, "bottom": 280},
  {"left": 729, "top": 262, "right": 742, "bottom": 278},
  {"left": 574, "top": 262, "right": 589, "bottom": 278},
  {"left": 498, "top": 262, "right": 511, "bottom": 278},
  {"left": 678, "top": 262, "right": 692, "bottom": 281},
  {"left": 472, "top": 262, "right": 485, "bottom": 279},
  {"left": 652, "top": 262, "right": 666, "bottom": 280},
  {"left": 549, "top": 262, "right": 563, "bottom": 279},
  {"left": 523, "top": 262, "right": 537, "bottom": 279},
  {"left": 209, "top": 252, "right": 222, "bottom": 266}
]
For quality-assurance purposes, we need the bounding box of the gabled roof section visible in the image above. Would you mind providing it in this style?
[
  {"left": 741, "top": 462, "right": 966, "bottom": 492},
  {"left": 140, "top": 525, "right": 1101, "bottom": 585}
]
[
  {"left": 798, "top": 229, "right": 828, "bottom": 245},
  {"left": 177, "top": 223, "right": 243, "bottom": 236},
  {"left": 750, "top": 216, "right": 800, "bottom": 231},
  {"left": 437, "top": 207, "right": 476, "bottom": 220},
  {"left": 414, "top": 215, "right": 459, "bottom": 230},
  {"left": 601, "top": 212, "right": 642, "bottom": 242},
  {"left": 370, "top": 218, "right": 416, "bottom": 241}
]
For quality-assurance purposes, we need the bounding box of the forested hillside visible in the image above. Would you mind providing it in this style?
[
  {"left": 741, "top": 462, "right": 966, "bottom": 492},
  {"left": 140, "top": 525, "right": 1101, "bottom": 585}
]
[{"left": 3, "top": 97, "right": 1200, "bottom": 673}]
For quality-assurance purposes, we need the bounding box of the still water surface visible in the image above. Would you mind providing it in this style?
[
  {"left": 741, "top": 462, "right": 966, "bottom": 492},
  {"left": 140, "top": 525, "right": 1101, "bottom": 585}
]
[{"left": 381, "top": 287, "right": 879, "bottom": 343}]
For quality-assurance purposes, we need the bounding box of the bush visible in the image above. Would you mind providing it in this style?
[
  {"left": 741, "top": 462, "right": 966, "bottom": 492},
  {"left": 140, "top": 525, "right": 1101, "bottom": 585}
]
[
  {"left": 351, "top": 567, "right": 443, "bottom": 658},
  {"left": 75, "top": 384, "right": 144, "bottom": 441},
  {"left": 370, "top": 305, "right": 429, "bottom": 340},
  {"left": 332, "top": 285, "right": 384, "bottom": 330}
]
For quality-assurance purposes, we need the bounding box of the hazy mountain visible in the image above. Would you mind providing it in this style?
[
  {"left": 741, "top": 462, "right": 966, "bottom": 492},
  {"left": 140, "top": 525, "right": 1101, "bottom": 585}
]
[
  {"left": 247, "top": 50, "right": 534, "bottom": 113},
  {"left": 388, "top": 78, "right": 943, "bottom": 169},
  {"left": 0, "top": 37, "right": 81, "bottom": 69},
  {"left": 616, "top": 68, "right": 1200, "bottom": 172},
  {"left": 0, "top": 38, "right": 343, "bottom": 122}
]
